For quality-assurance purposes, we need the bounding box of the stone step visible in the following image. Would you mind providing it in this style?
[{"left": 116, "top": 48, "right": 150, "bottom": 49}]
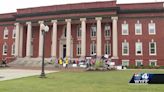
[{"left": 8, "top": 58, "right": 53, "bottom": 67}]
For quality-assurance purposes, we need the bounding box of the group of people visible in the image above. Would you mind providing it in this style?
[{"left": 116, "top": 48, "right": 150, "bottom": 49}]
[
  {"left": 50, "top": 57, "right": 112, "bottom": 69},
  {"left": 53, "top": 58, "right": 69, "bottom": 68}
]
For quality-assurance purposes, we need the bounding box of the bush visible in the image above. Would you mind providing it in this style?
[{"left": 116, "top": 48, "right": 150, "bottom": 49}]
[
  {"left": 127, "top": 65, "right": 162, "bottom": 69},
  {"left": 159, "top": 66, "right": 164, "bottom": 69}
]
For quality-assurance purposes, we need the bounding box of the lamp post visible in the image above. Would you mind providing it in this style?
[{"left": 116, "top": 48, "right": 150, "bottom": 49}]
[{"left": 40, "top": 24, "right": 49, "bottom": 78}]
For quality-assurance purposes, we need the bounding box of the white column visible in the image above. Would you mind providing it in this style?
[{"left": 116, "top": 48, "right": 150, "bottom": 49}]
[
  {"left": 65, "top": 19, "right": 71, "bottom": 58},
  {"left": 111, "top": 16, "right": 118, "bottom": 59},
  {"left": 26, "top": 22, "right": 32, "bottom": 57},
  {"left": 80, "top": 18, "right": 86, "bottom": 58},
  {"left": 19, "top": 25, "right": 23, "bottom": 57},
  {"left": 38, "top": 21, "right": 44, "bottom": 57},
  {"left": 14, "top": 23, "right": 20, "bottom": 57},
  {"left": 96, "top": 17, "right": 102, "bottom": 57},
  {"left": 51, "top": 20, "right": 58, "bottom": 58}
]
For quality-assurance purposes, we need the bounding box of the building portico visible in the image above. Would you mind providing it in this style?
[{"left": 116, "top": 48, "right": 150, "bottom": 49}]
[
  {"left": 1, "top": 1, "right": 164, "bottom": 66},
  {"left": 14, "top": 17, "right": 115, "bottom": 60}
]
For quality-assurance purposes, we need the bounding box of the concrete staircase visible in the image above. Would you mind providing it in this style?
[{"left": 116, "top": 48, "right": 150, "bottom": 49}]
[{"left": 8, "top": 58, "right": 54, "bottom": 67}]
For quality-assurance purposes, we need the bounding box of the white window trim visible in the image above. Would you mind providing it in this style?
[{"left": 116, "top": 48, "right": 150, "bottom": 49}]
[
  {"left": 12, "top": 27, "right": 16, "bottom": 39},
  {"left": 104, "top": 42, "right": 111, "bottom": 56},
  {"left": 149, "top": 60, "right": 157, "bottom": 66},
  {"left": 149, "top": 41, "right": 157, "bottom": 56},
  {"left": 3, "top": 27, "right": 9, "bottom": 39},
  {"left": 135, "top": 21, "right": 142, "bottom": 35},
  {"left": 135, "top": 60, "right": 143, "bottom": 66},
  {"left": 122, "top": 40, "right": 129, "bottom": 56},
  {"left": 3, "top": 42, "right": 8, "bottom": 55},
  {"left": 76, "top": 43, "right": 81, "bottom": 56},
  {"left": 77, "top": 25, "right": 81, "bottom": 39},
  {"left": 90, "top": 25, "right": 97, "bottom": 38},
  {"left": 135, "top": 41, "right": 143, "bottom": 56},
  {"left": 11, "top": 43, "right": 15, "bottom": 55},
  {"left": 90, "top": 41, "right": 96, "bottom": 56},
  {"left": 104, "top": 24, "right": 111, "bottom": 37},
  {"left": 122, "top": 60, "right": 129, "bottom": 66},
  {"left": 121, "top": 21, "right": 129, "bottom": 35},
  {"left": 148, "top": 20, "right": 156, "bottom": 35},
  {"left": 63, "top": 26, "right": 67, "bottom": 38}
]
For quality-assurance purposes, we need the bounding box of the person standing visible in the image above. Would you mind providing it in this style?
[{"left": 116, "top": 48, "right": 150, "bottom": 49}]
[
  {"left": 59, "top": 58, "right": 63, "bottom": 68},
  {"left": 65, "top": 58, "right": 69, "bottom": 68}
]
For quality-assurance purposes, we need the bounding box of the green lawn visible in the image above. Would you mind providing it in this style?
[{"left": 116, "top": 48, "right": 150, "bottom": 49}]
[{"left": 0, "top": 69, "right": 164, "bottom": 92}]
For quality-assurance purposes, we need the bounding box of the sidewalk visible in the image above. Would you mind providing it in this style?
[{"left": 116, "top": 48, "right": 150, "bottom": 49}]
[{"left": 0, "top": 69, "right": 57, "bottom": 81}]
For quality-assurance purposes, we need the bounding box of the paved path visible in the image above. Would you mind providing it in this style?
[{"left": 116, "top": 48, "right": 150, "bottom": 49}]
[{"left": 0, "top": 69, "right": 57, "bottom": 81}]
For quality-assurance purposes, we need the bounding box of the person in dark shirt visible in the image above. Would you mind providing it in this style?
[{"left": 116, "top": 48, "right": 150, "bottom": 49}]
[{"left": 1, "top": 58, "right": 7, "bottom": 67}]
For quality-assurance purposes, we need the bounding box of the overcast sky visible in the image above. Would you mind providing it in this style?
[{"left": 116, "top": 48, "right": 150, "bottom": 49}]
[{"left": 0, "top": 0, "right": 163, "bottom": 13}]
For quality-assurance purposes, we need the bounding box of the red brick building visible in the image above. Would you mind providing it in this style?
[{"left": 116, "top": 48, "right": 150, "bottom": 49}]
[{"left": 0, "top": 1, "right": 164, "bottom": 66}]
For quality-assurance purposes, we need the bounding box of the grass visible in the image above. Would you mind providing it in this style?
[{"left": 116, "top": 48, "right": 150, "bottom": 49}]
[{"left": 0, "top": 69, "right": 164, "bottom": 92}]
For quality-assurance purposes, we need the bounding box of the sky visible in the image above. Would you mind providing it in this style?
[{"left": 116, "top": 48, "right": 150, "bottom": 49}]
[{"left": 0, "top": 0, "right": 164, "bottom": 13}]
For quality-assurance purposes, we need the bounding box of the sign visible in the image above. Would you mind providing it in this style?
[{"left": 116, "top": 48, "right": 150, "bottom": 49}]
[{"left": 129, "top": 73, "right": 164, "bottom": 84}]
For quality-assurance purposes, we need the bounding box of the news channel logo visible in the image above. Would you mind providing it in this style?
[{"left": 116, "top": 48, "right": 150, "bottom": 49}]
[{"left": 133, "top": 73, "right": 149, "bottom": 83}]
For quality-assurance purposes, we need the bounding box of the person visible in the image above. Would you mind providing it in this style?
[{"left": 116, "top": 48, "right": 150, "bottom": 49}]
[
  {"left": 86, "top": 59, "right": 89, "bottom": 68},
  {"left": 2, "top": 57, "right": 7, "bottom": 67},
  {"left": 59, "top": 58, "right": 63, "bottom": 68},
  {"left": 54, "top": 58, "right": 59, "bottom": 68},
  {"left": 65, "top": 58, "right": 69, "bottom": 68}
]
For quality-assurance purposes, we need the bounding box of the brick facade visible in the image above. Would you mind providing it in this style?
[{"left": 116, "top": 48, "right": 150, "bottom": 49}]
[{"left": 0, "top": 1, "right": 164, "bottom": 66}]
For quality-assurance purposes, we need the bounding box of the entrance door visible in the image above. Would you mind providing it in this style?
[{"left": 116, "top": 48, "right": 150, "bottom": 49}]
[{"left": 63, "top": 45, "right": 66, "bottom": 58}]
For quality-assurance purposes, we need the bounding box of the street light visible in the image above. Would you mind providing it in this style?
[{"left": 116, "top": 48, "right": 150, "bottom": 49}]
[{"left": 40, "top": 24, "right": 49, "bottom": 78}]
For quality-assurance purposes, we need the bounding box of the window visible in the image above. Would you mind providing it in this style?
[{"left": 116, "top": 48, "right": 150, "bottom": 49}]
[
  {"left": 90, "top": 41, "right": 96, "bottom": 55},
  {"left": 148, "top": 20, "right": 156, "bottom": 35},
  {"left": 104, "top": 24, "right": 111, "bottom": 37},
  {"left": 122, "top": 60, "right": 129, "bottom": 66},
  {"left": 135, "top": 41, "right": 142, "bottom": 55},
  {"left": 3, "top": 43, "right": 8, "bottom": 55},
  {"left": 135, "top": 20, "right": 142, "bottom": 35},
  {"left": 3, "top": 27, "right": 9, "bottom": 39},
  {"left": 121, "top": 21, "right": 129, "bottom": 35},
  {"left": 90, "top": 25, "right": 97, "bottom": 37},
  {"left": 12, "top": 27, "right": 16, "bottom": 38},
  {"left": 104, "top": 41, "right": 111, "bottom": 55},
  {"left": 122, "top": 40, "right": 129, "bottom": 55},
  {"left": 77, "top": 25, "right": 81, "bottom": 38},
  {"left": 11, "top": 43, "right": 15, "bottom": 55},
  {"left": 63, "top": 26, "right": 67, "bottom": 37},
  {"left": 149, "top": 40, "right": 157, "bottom": 55},
  {"left": 149, "top": 60, "right": 157, "bottom": 67},
  {"left": 135, "top": 60, "right": 143, "bottom": 67},
  {"left": 76, "top": 43, "right": 81, "bottom": 56}
]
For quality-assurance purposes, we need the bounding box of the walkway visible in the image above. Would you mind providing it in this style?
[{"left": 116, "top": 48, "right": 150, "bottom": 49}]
[{"left": 0, "top": 69, "right": 57, "bottom": 81}]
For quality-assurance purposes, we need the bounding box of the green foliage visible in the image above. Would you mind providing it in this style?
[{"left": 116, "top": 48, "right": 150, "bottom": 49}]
[{"left": 127, "top": 65, "right": 164, "bottom": 69}]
